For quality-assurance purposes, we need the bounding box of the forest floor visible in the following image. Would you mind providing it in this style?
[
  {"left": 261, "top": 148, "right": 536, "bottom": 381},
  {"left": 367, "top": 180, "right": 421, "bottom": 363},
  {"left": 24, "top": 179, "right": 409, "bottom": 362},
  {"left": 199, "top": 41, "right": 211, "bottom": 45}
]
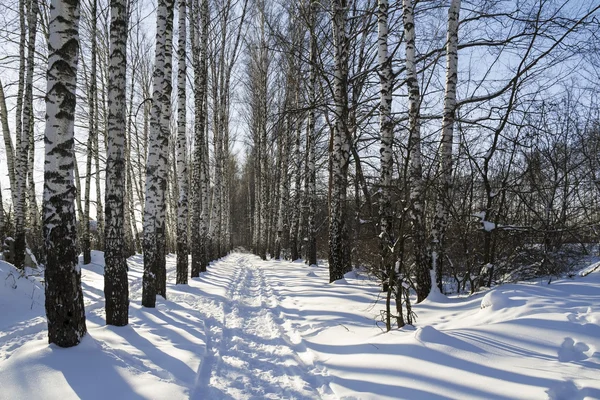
[{"left": 0, "top": 250, "right": 599, "bottom": 399}]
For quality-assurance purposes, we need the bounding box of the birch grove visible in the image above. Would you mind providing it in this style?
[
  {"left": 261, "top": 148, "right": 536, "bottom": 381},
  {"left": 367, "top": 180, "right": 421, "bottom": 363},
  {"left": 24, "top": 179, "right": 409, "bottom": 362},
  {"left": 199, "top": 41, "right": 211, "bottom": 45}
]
[{"left": 1, "top": 0, "right": 600, "bottom": 341}]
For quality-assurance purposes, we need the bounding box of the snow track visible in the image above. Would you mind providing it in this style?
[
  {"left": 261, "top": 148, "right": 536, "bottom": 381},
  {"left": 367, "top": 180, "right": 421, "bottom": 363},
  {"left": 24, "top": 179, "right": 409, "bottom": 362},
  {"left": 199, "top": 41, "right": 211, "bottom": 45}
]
[{"left": 191, "top": 254, "right": 334, "bottom": 400}]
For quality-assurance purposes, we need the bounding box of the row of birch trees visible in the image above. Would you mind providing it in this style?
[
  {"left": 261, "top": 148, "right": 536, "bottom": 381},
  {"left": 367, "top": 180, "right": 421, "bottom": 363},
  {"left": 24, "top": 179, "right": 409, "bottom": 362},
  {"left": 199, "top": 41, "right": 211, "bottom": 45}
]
[
  {"left": 0, "top": 0, "right": 251, "bottom": 346},
  {"left": 235, "top": 0, "right": 600, "bottom": 330}
]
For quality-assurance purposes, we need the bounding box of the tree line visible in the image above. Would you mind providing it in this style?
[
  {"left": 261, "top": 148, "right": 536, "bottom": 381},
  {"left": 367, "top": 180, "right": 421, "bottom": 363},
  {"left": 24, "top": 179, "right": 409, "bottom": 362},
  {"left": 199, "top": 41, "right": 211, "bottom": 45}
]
[{"left": 0, "top": 0, "right": 599, "bottom": 346}]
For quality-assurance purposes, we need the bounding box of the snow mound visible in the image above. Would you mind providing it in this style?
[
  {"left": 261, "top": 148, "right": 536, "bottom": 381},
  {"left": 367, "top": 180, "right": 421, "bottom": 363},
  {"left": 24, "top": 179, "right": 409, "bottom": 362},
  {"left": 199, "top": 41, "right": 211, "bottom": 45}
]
[
  {"left": 423, "top": 289, "right": 448, "bottom": 303},
  {"left": 331, "top": 277, "right": 348, "bottom": 285},
  {"left": 414, "top": 325, "right": 444, "bottom": 343},
  {"left": 344, "top": 270, "right": 359, "bottom": 279},
  {"left": 306, "top": 271, "right": 317, "bottom": 277},
  {"left": 480, "top": 288, "right": 525, "bottom": 311}
]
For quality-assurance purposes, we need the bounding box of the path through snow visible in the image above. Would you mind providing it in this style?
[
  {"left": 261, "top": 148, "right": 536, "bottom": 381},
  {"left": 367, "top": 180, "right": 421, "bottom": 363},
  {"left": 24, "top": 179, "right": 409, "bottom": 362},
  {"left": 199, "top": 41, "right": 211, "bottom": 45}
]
[{"left": 188, "top": 253, "right": 333, "bottom": 399}]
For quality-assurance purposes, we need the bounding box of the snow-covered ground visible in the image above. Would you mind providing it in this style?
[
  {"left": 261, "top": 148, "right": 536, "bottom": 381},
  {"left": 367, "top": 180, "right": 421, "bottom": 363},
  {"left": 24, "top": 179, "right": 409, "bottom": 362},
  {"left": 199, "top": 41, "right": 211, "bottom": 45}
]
[{"left": 0, "top": 251, "right": 599, "bottom": 399}]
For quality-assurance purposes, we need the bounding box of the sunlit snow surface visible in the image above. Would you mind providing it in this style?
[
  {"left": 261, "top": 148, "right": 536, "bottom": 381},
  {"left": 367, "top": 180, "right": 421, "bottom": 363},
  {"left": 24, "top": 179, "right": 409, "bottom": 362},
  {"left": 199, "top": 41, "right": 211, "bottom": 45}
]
[{"left": 1, "top": 251, "right": 599, "bottom": 399}]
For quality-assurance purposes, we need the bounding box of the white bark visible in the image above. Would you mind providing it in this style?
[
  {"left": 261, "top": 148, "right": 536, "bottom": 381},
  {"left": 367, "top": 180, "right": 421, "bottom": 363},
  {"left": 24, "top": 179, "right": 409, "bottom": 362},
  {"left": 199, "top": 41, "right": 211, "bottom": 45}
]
[
  {"left": 176, "top": 0, "right": 188, "bottom": 284},
  {"left": 258, "top": 0, "right": 268, "bottom": 260},
  {"left": 289, "top": 109, "right": 303, "bottom": 261},
  {"left": 43, "top": 0, "right": 87, "bottom": 347},
  {"left": 190, "top": 0, "right": 207, "bottom": 276},
  {"left": 402, "top": 0, "right": 429, "bottom": 302},
  {"left": 328, "top": 0, "right": 352, "bottom": 282},
  {"left": 305, "top": 0, "right": 318, "bottom": 267},
  {"left": 24, "top": 0, "right": 39, "bottom": 231},
  {"left": 378, "top": 0, "right": 394, "bottom": 278},
  {"left": 104, "top": 0, "right": 129, "bottom": 326},
  {"left": 14, "top": 0, "right": 36, "bottom": 269},
  {"left": 143, "top": 0, "right": 175, "bottom": 307},
  {"left": 431, "top": 0, "right": 461, "bottom": 297},
  {"left": 82, "top": 0, "right": 97, "bottom": 265},
  {"left": 0, "top": 79, "right": 17, "bottom": 209}
]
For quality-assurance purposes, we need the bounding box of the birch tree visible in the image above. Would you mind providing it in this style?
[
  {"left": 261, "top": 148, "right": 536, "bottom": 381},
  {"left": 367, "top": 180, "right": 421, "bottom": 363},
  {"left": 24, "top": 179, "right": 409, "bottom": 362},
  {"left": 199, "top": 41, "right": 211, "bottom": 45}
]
[
  {"left": 377, "top": 0, "right": 393, "bottom": 281},
  {"left": 430, "top": 0, "right": 460, "bottom": 296},
  {"left": 0, "top": 80, "right": 16, "bottom": 211},
  {"left": 43, "top": 0, "right": 87, "bottom": 347},
  {"left": 329, "top": 0, "right": 352, "bottom": 282},
  {"left": 304, "top": 0, "right": 318, "bottom": 267},
  {"left": 23, "top": 0, "right": 40, "bottom": 242},
  {"left": 104, "top": 0, "right": 129, "bottom": 326},
  {"left": 190, "top": 0, "right": 209, "bottom": 277},
  {"left": 82, "top": 0, "right": 97, "bottom": 266},
  {"left": 142, "top": 0, "right": 175, "bottom": 307},
  {"left": 402, "top": 0, "right": 429, "bottom": 302},
  {"left": 257, "top": 0, "right": 269, "bottom": 260},
  {"left": 176, "top": 0, "right": 188, "bottom": 284},
  {"left": 377, "top": 0, "right": 398, "bottom": 329},
  {"left": 13, "top": 0, "right": 27, "bottom": 270},
  {"left": 13, "top": 0, "right": 32, "bottom": 270}
]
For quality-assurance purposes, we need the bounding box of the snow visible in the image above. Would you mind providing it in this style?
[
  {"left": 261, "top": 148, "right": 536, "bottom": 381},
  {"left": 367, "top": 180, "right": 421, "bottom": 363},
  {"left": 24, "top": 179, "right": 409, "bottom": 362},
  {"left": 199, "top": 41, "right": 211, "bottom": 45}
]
[
  {"left": 1, "top": 251, "right": 600, "bottom": 399},
  {"left": 482, "top": 220, "right": 496, "bottom": 231}
]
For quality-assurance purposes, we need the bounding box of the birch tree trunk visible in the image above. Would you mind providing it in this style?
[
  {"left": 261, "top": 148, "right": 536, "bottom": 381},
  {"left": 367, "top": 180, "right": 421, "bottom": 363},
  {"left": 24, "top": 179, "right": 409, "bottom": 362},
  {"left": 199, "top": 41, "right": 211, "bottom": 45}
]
[
  {"left": 43, "top": 0, "right": 87, "bottom": 347},
  {"left": 104, "top": 0, "right": 129, "bottom": 326},
  {"left": 328, "top": 0, "right": 352, "bottom": 282},
  {"left": 95, "top": 105, "right": 104, "bottom": 251},
  {"left": 253, "top": 146, "right": 261, "bottom": 253},
  {"left": 258, "top": 1, "right": 268, "bottom": 260},
  {"left": 13, "top": 0, "right": 33, "bottom": 270},
  {"left": 0, "top": 78, "right": 15, "bottom": 256},
  {"left": 24, "top": 0, "right": 39, "bottom": 235},
  {"left": 275, "top": 103, "right": 289, "bottom": 260},
  {"left": 289, "top": 115, "right": 302, "bottom": 261},
  {"left": 125, "top": 83, "right": 140, "bottom": 255},
  {"left": 377, "top": 0, "right": 394, "bottom": 294},
  {"left": 305, "top": 0, "right": 318, "bottom": 267},
  {"left": 431, "top": 0, "right": 460, "bottom": 296},
  {"left": 123, "top": 133, "right": 135, "bottom": 256},
  {"left": 176, "top": 0, "right": 188, "bottom": 284},
  {"left": 142, "top": 0, "right": 175, "bottom": 307},
  {"left": 0, "top": 80, "right": 16, "bottom": 210},
  {"left": 190, "top": 0, "right": 209, "bottom": 277},
  {"left": 403, "top": 0, "right": 429, "bottom": 302},
  {"left": 14, "top": 0, "right": 26, "bottom": 260},
  {"left": 123, "top": 68, "right": 136, "bottom": 257},
  {"left": 83, "top": 0, "right": 97, "bottom": 265}
]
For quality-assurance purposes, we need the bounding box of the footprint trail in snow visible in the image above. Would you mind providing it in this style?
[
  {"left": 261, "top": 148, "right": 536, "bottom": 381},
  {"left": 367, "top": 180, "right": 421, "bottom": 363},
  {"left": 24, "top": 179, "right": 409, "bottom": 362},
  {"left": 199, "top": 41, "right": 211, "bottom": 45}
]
[{"left": 190, "top": 254, "right": 331, "bottom": 400}]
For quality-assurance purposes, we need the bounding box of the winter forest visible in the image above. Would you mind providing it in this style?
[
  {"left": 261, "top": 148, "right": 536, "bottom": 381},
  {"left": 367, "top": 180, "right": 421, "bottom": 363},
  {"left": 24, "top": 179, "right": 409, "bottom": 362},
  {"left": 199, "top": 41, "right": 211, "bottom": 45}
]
[{"left": 1, "top": 0, "right": 600, "bottom": 398}]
